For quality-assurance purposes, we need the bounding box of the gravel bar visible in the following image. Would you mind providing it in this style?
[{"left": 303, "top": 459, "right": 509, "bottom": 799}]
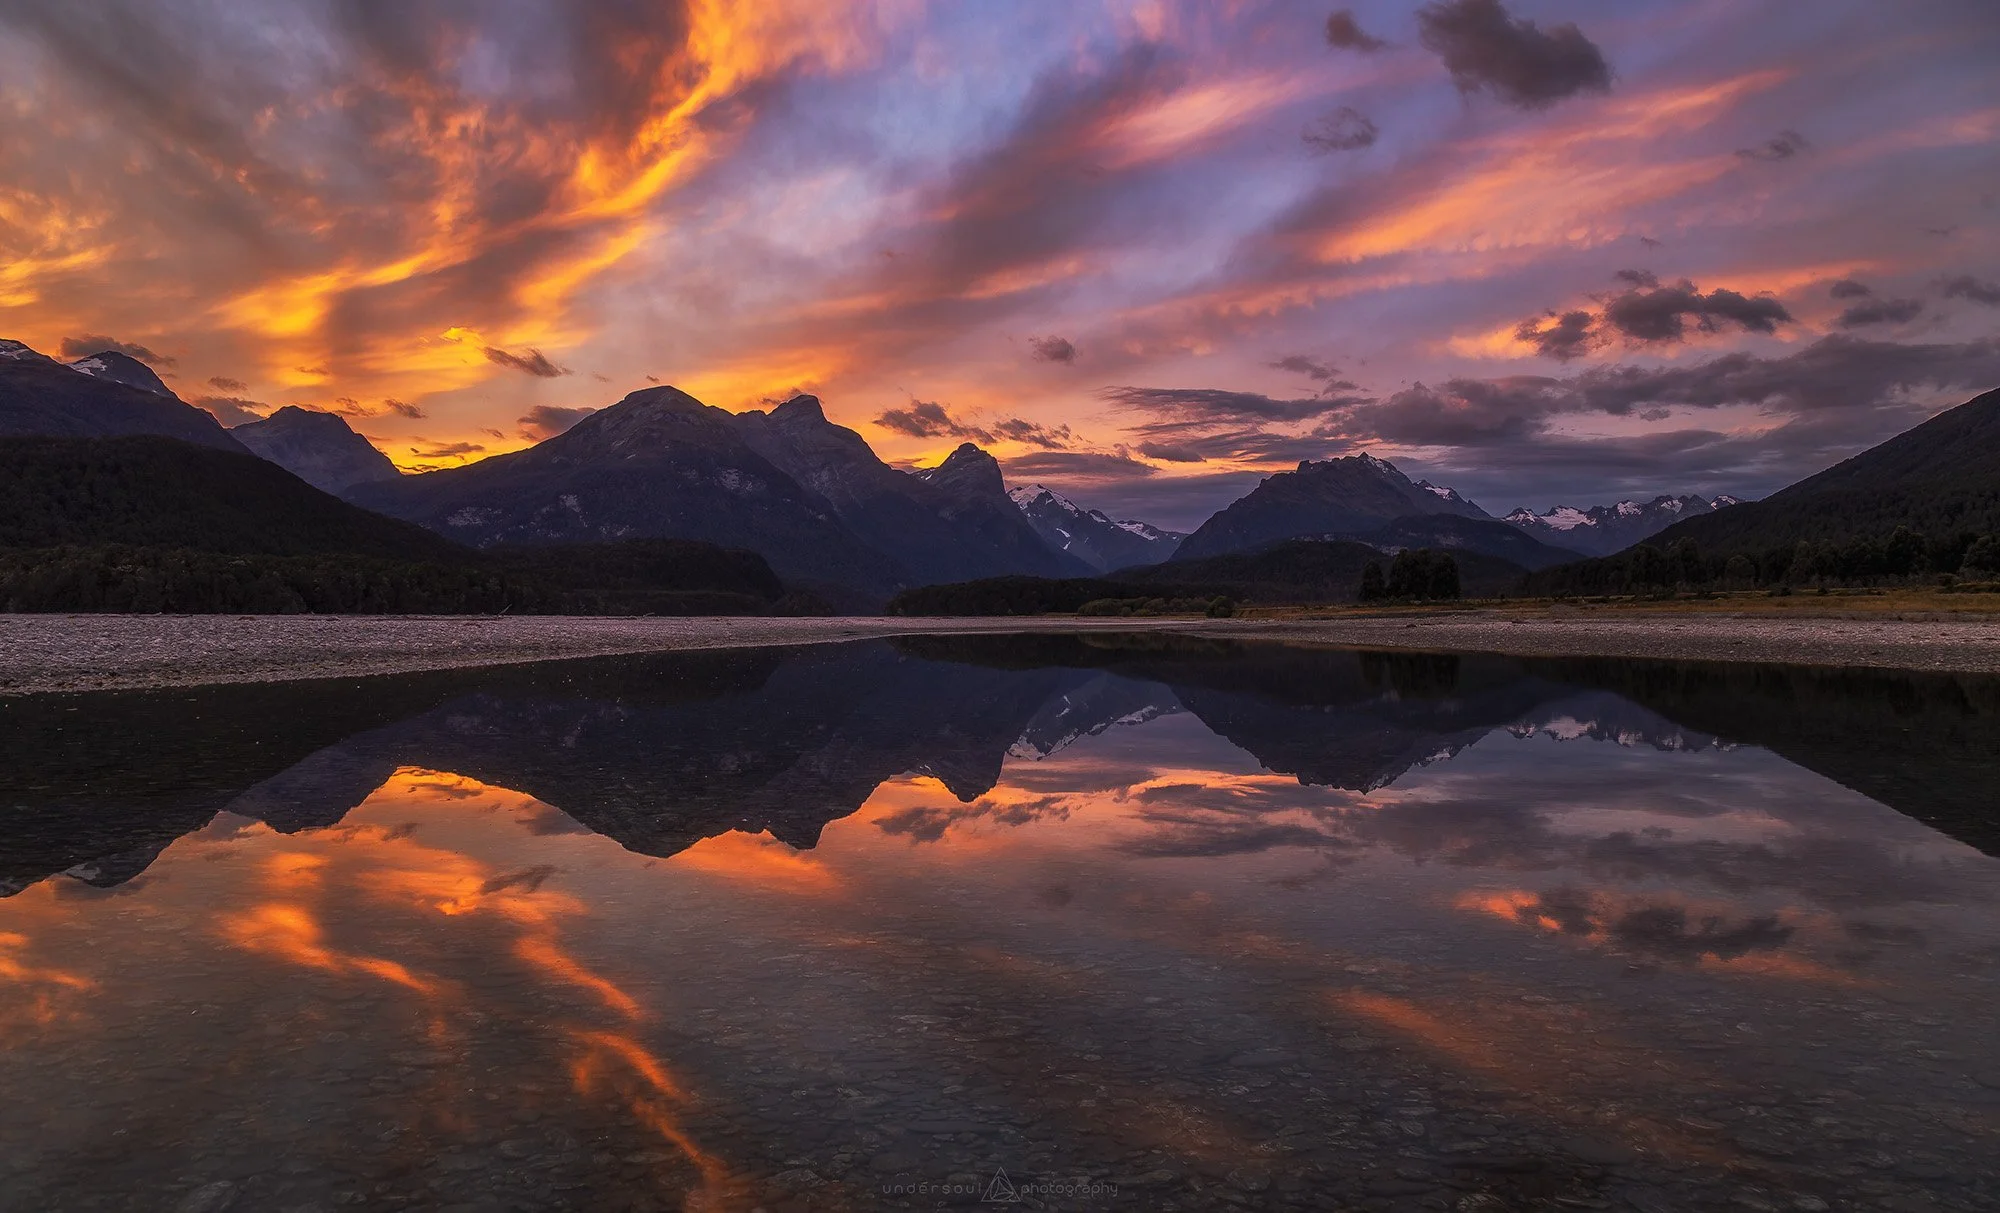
[{"left": 1, "top": 610, "right": 1997, "bottom": 696}]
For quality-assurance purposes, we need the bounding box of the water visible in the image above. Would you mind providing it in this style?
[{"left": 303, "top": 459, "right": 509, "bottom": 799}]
[{"left": 1, "top": 635, "right": 1996, "bottom": 1212}]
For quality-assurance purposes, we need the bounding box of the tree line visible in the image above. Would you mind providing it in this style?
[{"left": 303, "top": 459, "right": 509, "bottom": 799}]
[{"left": 1522, "top": 528, "right": 1999, "bottom": 597}]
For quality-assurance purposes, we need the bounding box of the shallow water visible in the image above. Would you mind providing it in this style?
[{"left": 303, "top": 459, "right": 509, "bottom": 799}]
[{"left": 1, "top": 636, "right": 1996, "bottom": 1212}]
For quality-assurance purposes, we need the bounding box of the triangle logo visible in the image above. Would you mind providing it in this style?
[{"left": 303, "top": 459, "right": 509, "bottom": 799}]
[{"left": 983, "top": 1166, "right": 1020, "bottom": 1202}]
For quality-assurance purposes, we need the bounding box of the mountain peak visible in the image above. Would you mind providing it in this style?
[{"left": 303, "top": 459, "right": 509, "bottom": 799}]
[
  {"left": 0, "top": 338, "right": 47, "bottom": 362},
  {"left": 771, "top": 393, "right": 826, "bottom": 422},
  {"left": 231, "top": 404, "right": 399, "bottom": 495},
  {"left": 67, "top": 350, "right": 174, "bottom": 398},
  {"left": 916, "top": 442, "right": 1003, "bottom": 498}
]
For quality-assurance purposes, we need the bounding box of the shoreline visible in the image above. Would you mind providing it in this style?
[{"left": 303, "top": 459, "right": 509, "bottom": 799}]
[{"left": 1, "top": 610, "right": 1997, "bottom": 696}]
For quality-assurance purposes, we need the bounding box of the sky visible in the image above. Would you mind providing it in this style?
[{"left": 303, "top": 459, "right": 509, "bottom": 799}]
[{"left": 1, "top": 0, "right": 1997, "bottom": 529}]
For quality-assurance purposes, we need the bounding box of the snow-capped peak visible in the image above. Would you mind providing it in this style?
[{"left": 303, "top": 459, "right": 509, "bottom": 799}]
[
  {"left": 1007, "top": 483, "right": 1077, "bottom": 512},
  {"left": 1711, "top": 494, "right": 1741, "bottom": 508},
  {"left": 1415, "top": 479, "right": 1465, "bottom": 502},
  {"left": 0, "top": 338, "right": 38, "bottom": 360},
  {"left": 67, "top": 355, "right": 108, "bottom": 376},
  {"left": 1356, "top": 451, "right": 1399, "bottom": 475}
]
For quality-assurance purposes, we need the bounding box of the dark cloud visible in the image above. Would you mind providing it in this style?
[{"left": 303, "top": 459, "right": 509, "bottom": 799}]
[
  {"left": 207, "top": 375, "right": 248, "bottom": 392},
  {"left": 1515, "top": 309, "right": 1598, "bottom": 361},
  {"left": 1271, "top": 356, "right": 1362, "bottom": 396},
  {"left": 1416, "top": 0, "right": 1611, "bottom": 110},
  {"left": 876, "top": 398, "right": 961, "bottom": 438},
  {"left": 1028, "top": 335, "right": 1077, "bottom": 363},
  {"left": 1127, "top": 426, "right": 1357, "bottom": 466},
  {"left": 382, "top": 397, "right": 424, "bottom": 419},
  {"left": 1828, "top": 278, "right": 1873, "bottom": 299},
  {"left": 1302, "top": 106, "right": 1378, "bottom": 153},
  {"left": 1000, "top": 451, "right": 1160, "bottom": 480},
  {"left": 192, "top": 395, "right": 266, "bottom": 426},
  {"left": 1336, "top": 336, "right": 2000, "bottom": 503},
  {"left": 1613, "top": 268, "right": 1658, "bottom": 288},
  {"left": 408, "top": 440, "right": 484, "bottom": 460},
  {"left": 874, "top": 399, "right": 1068, "bottom": 448},
  {"left": 484, "top": 345, "right": 570, "bottom": 378},
  {"left": 1602, "top": 278, "right": 1791, "bottom": 343},
  {"left": 1324, "top": 10, "right": 1388, "bottom": 52},
  {"left": 1736, "top": 129, "right": 1809, "bottom": 162},
  {"left": 60, "top": 334, "right": 174, "bottom": 366},
  {"left": 518, "top": 404, "right": 599, "bottom": 440},
  {"left": 1136, "top": 442, "right": 1209, "bottom": 463},
  {"left": 1101, "top": 385, "right": 1355, "bottom": 425},
  {"left": 1637, "top": 235, "right": 1663, "bottom": 249},
  {"left": 1836, "top": 297, "right": 1924, "bottom": 328},
  {"left": 1941, "top": 275, "right": 2000, "bottom": 305},
  {"left": 988, "top": 417, "right": 1074, "bottom": 449}
]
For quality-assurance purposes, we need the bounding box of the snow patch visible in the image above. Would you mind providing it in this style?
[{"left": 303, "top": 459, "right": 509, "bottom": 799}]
[
  {"left": 1541, "top": 507, "right": 1595, "bottom": 531},
  {"left": 0, "top": 338, "right": 37, "bottom": 360},
  {"left": 68, "top": 356, "right": 108, "bottom": 376}
]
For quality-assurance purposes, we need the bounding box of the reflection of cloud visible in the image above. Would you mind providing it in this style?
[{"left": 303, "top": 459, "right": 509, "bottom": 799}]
[
  {"left": 874, "top": 795, "right": 1073, "bottom": 843},
  {"left": 1459, "top": 886, "right": 1795, "bottom": 962}
]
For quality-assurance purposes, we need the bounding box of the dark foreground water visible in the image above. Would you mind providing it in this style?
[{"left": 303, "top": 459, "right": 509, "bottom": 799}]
[{"left": 1, "top": 636, "right": 1996, "bottom": 1213}]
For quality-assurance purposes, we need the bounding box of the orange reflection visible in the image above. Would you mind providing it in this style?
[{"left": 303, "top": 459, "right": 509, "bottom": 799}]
[
  {"left": 568, "top": 1028, "right": 737, "bottom": 1203},
  {"left": 220, "top": 902, "right": 440, "bottom": 997},
  {"left": 673, "top": 830, "right": 841, "bottom": 895},
  {"left": 0, "top": 929, "right": 98, "bottom": 1027}
]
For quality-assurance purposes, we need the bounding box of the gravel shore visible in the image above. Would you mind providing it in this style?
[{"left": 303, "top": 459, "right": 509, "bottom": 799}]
[{"left": 1, "top": 609, "right": 1996, "bottom": 696}]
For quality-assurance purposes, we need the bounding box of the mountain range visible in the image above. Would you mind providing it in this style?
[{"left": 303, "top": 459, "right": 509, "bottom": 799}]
[
  {"left": 1, "top": 340, "right": 245, "bottom": 451},
  {"left": 17, "top": 333, "right": 1987, "bottom": 607},
  {"left": 1008, "top": 483, "right": 1184, "bottom": 570},
  {"left": 1504, "top": 495, "right": 1742, "bottom": 557}
]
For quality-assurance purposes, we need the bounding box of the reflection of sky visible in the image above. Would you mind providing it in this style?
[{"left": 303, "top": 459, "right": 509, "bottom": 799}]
[{"left": 1, "top": 698, "right": 1996, "bottom": 1207}]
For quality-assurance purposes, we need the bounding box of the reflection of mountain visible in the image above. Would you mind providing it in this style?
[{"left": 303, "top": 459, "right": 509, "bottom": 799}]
[
  {"left": 0, "top": 645, "right": 1097, "bottom": 894},
  {"left": 1518, "top": 658, "right": 2000, "bottom": 854},
  {"left": 257, "top": 645, "right": 1084, "bottom": 856},
  {"left": 3, "top": 635, "right": 1995, "bottom": 897}
]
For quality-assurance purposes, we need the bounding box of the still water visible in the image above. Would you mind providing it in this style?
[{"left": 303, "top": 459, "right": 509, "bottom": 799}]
[{"left": 1, "top": 636, "right": 1995, "bottom": 1212}]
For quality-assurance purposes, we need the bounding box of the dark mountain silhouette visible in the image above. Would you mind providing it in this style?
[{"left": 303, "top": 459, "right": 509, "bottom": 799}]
[
  {"left": 732, "top": 395, "right": 1070, "bottom": 585},
  {"left": 1008, "top": 483, "right": 1183, "bottom": 571},
  {"left": 0, "top": 434, "right": 463, "bottom": 559},
  {"left": 1352, "top": 514, "right": 1581, "bottom": 570},
  {"left": 1504, "top": 494, "right": 1741, "bottom": 557},
  {"left": 1641, "top": 386, "right": 2000, "bottom": 555},
  {"left": 1174, "top": 453, "right": 1489, "bottom": 560},
  {"left": 65, "top": 350, "right": 174, "bottom": 397},
  {"left": 350, "top": 385, "right": 908, "bottom": 597},
  {"left": 0, "top": 435, "right": 789, "bottom": 614},
  {"left": 232, "top": 405, "right": 401, "bottom": 495},
  {"left": 913, "top": 443, "right": 1092, "bottom": 578},
  {"left": 0, "top": 338, "right": 245, "bottom": 451}
]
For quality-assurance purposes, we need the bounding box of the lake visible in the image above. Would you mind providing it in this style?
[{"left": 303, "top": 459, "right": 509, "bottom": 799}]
[{"left": 1, "top": 635, "right": 1995, "bottom": 1212}]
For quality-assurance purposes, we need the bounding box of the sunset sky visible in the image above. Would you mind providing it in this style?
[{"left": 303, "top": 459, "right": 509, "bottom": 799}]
[{"left": 3, "top": 0, "right": 1997, "bottom": 527}]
